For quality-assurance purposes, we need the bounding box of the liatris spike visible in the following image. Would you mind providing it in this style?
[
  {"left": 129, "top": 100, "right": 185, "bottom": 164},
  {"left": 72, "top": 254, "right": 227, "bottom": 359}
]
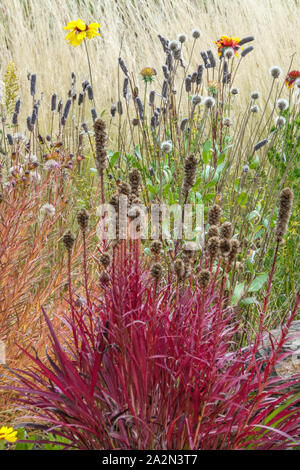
[
  {"left": 253, "top": 139, "right": 268, "bottom": 152},
  {"left": 118, "top": 57, "right": 128, "bottom": 76},
  {"left": 239, "top": 36, "right": 254, "bottom": 46},
  {"left": 201, "top": 51, "right": 210, "bottom": 69},
  {"left": 136, "top": 97, "right": 144, "bottom": 121},
  {"left": 275, "top": 188, "right": 293, "bottom": 242},
  {"left": 94, "top": 118, "right": 107, "bottom": 173},
  {"left": 241, "top": 46, "right": 253, "bottom": 57},
  {"left": 117, "top": 101, "right": 123, "bottom": 115},
  {"left": 78, "top": 92, "right": 84, "bottom": 106},
  {"left": 123, "top": 78, "right": 129, "bottom": 99},
  {"left": 77, "top": 209, "right": 89, "bottom": 233},
  {"left": 63, "top": 230, "right": 75, "bottom": 251},
  {"left": 87, "top": 85, "right": 94, "bottom": 101},
  {"left": 208, "top": 204, "right": 222, "bottom": 226},
  {"left": 185, "top": 76, "right": 192, "bottom": 92},
  {"left": 207, "top": 50, "right": 216, "bottom": 68},
  {"left": 51, "top": 94, "right": 57, "bottom": 111},
  {"left": 228, "top": 239, "right": 240, "bottom": 265},
  {"left": 62, "top": 99, "right": 72, "bottom": 121},
  {"left": 199, "top": 269, "right": 210, "bottom": 289},
  {"left": 196, "top": 65, "right": 204, "bottom": 85},
  {"left": 91, "top": 108, "right": 98, "bottom": 121},
  {"left": 30, "top": 73, "right": 37, "bottom": 96}
]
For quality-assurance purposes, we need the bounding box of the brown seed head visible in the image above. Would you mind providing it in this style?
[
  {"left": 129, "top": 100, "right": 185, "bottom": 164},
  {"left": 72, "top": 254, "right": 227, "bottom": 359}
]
[
  {"left": 63, "top": 230, "right": 75, "bottom": 251},
  {"left": 99, "top": 271, "right": 110, "bottom": 284},
  {"left": 219, "top": 238, "right": 231, "bottom": 257},
  {"left": 174, "top": 259, "right": 185, "bottom": 281},
  {"left": 100, "top": 253, "right": 111, "bottom": 268},
  {"left": 199, "top": 269, "right": 210, "bottom": 289},
  {"left": 77, "top": 208, "right": 89, "bottom": 232},
  {"left": 151, "top": 263, "right": 163, "bottom": 280},
  {"left": 94, "top": 118, "right": 107, "bottom": 173},
  {"left": 276, "top": 187, "right": 293, "bottom": 242},
  {"left": 207, "top": 236, "right": 220, "bottom": 263},
  {"left": 208, "top": 204, "right": 222, "bottom": 226},
  {"left": 183, "top": 154, "right": 198, "bottom": 197},
  {"left": 220, "top": 222, "right": 232, "bottom": 239},
  {"left": 150, "top": 240, "right": 162, "bottom": 256},
  {"left": 207, "top": 225, "right": 219, "bottom": 239},
  {"left": 129, "top": 168, "right": 142, "bottom": 196}
]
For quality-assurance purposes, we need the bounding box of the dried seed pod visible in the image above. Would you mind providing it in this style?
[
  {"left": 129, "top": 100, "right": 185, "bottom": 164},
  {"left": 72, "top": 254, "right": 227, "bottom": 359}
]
[
  {"left": 219, "top": 238, "right": 231, "bottom": 257},
  {"left": 253, "top": 139, "right": 268, "bottom": 152},
  {"left": 99, "top": 271, "right": 110, "bottom": 284},
  {"left": 183, "top": 154, "right": 198, "bottom": 197},
  {"left": 185, "top": 76, "right": 192, "bottom": 92},
  {"left": 100, "top": 253, "right": 111, "bottom": 268},
  {"left": 228, "top": 239, "right": 240, "bottom": 265},
  {"left": 196, "top": 64, "right": 204, "bottom": 84},
  {"left": 135, "top": 97, "right": 144, "bottom": 121},
  {"left": 208, "top": 204, "right": 222, "bottom": 226},
  {"left": 119, "top": 182, "right": 131, "bottom": 196},
  {"left": 180, "top": 118, "right": 188, "bottom": 132},
  {"left": 94, "top": 118, "right": 107, "bottom": 173},
  {"left": 207, "top": 236, "right": 220, "bottom": 263},
  {"left": 118, "top": 57, "right": 128, "bottom": 76},
  {"left": 151, "top": 263, "right": 163, "bottom": 280},
  {"left": 241, "top": 46, "right": 253, "bottom": 57},
  {"left": 62, "top": 99, "right": 72, "bottom": 121},
  {"left": 199, "top": 269, "right": 210, "bottom": 289},
  {"left": 30, "top": 74, "right": 37, "bottom": 96},
  {"left": 77, "top": 208, "right": 89, "bottom": 232},
  {"left": 201, "top": 51, "right": 210, "bottom": 69},
  {"left": 207, "top": 225, "right": 219, "bottom": 239},
  {"left": 150, "top": 240, "right": 162, "bottom": 256},
  {"left": 239, "top": 36, "right": 254, "bottom": 46},
  {"left": 207, "top": 50, "right": 216, "bottom": 68},
  {"left": 275, "top": 188, "right": 293, "bottom": 242},
  {"left": 174, "top": 259, "right": 185, "bottom": 281},
  {"left": 220, "top": 222, "right": 232, "bottom": 239},
  {"left": 78, "top": 92, "right": 84, "bottom": 106},
  {"left": 110, "top": 103, "right": 117, "bottom": 117},
  {"left": 123, "top": 77, "right": 129, "bottom": 98},
  {"left": 51, "top": 94, "right": 57, "bottom": 111},
  {"left": 63, "top": 230, "right": 75, "bottom": 251},
  {"left": 91, "top": 108, "right": 98, "bottom": 122},
  {"left": 129, "top": 168, "right": 142, "bottom": 196}
]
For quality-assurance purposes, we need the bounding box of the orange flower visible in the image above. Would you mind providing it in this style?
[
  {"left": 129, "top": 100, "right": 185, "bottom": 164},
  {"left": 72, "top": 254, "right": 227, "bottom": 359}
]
[
  {"left": 214, "top": 35, "right": 241, "bottom": 57},
  {"left": 285, "top": 70, "right": 300, "bottom": 88}
]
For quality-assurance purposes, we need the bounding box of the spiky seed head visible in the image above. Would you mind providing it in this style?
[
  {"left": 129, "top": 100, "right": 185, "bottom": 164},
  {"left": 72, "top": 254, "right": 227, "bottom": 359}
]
[
  {"left": 77, "top": 209, "right": 89, "bottom": 232},
  {"left": 208, "top": 204, "right": 222, "bottom": 226},
  {"left": 277, "top": 98, "right": 289, "bottom": 111},
  {"left": 174, "top": 259, "right": 185, "bottom": 280},
  {"left": 129, "top": 168, "right": 142, "bottom": 195},
  {"left": 63, "top": 230, "right": 75, "bottom": 251},
  {"left": 203, "top": 96, "right": 215, "bottom": 109},
  {"left": 169, "top": 40, "right": 181, "bottom": 52},
  {"left": 242, "top": 165, "right": 249, "bottom": 173},
  {"left": 150, "top": 240, "right": 162, "bottom": 256},
  {"left": 250, "top": 91, "right": 260, "bottom": 100},
  {"left": 161, "top": 140, "right": 173, "bottom": 153},
  {"left": 224, "top": 47, "right": 234, "bottom": 59},
  {"left": 178, "top": 33, "right": 188, "bottom": 43},
  {"left": 230, "top": 87, "right": 239, "bottom": 95},
  {"left": 100, "top": 253, "right": 111, "bottom": 268},
  {"left": 250, "top": 105, "right": 259, "bottom": 113},
  {"left": 276, "top": 187, "right": 293, "bottom": 242},
  {"left": 94, "top": 118, "right": 107, "bottom": 173},
  {"left": 191, "top": 29, "right": 201, "bottom": 39},
  {"left": 275, "top": 116, "right": 286, "bottom": 127},
  {"left": 199, "top": 269, "right": 210, "bottom": 289},
  {"left": 208, "top": 225, "right": 219, "bottom": 239},
  {"left": 192, "top": 94, "right": 202, "bottom": 105},
  {"left": 270, "top": 66, "right": 282, "bottom": 79},
  {"left": 151, "top": 263, "right": 163, "bottom": 280},
  {"left": 220, "top": 222, "right": 232, "bottom": 239},
  {"left": 223, "top": 117, "right": 232, "bottom": 127}
]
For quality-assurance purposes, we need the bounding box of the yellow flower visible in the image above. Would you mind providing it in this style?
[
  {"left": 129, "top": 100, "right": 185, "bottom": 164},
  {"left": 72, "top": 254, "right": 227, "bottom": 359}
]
[
  {"left": 63, "top": 19, "right": 100, "bottom": 47},
  {"left": 0, "top": 426, "right": 18, "bottom": 443}
]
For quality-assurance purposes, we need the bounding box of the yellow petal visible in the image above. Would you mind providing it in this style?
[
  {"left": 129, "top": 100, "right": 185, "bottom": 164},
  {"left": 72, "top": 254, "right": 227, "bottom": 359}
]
[
  {"left": 88, "top": 22, "right": 100, "bottom": 29},
  {"left": 63, "top": 21, "right": 77, "bottom": 30},
  {"left": 75, "top": 18, "right": 87, "bottom": 31},
  {"left": 86, "top": 29, "right": 100, "bottom": 39}
]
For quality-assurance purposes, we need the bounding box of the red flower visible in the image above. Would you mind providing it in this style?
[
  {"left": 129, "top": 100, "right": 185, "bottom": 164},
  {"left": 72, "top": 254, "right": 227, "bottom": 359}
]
[
  {"left": 214, "top": 35, "right": 241, "bottom": 57},
  {"left": 285, "top": 70, "right": 300, "bottom": 88}
]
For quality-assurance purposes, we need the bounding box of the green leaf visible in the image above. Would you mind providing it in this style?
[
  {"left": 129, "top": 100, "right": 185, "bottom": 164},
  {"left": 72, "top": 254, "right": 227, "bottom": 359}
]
[
  {"left": 249, "top": 273, "right": 268, "bottom": 292},
  {"left": 232, "top": 282, "right": 245, "bottom": 305},
  {"left": 237, "top": 191, "right": 248, "bottom": 206},
  {"left": 240, "top": 297, "right": 259, "bottom": 306},
  {"left": 109, "top": 151, "right": 119, "bottom": 168},
  {"left": 202, "top": 139, "right": 212, "bottom": 164}
]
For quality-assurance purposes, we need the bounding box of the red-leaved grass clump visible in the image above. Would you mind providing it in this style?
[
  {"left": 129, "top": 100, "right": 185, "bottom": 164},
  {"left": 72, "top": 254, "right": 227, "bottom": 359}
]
[{"left": 3, "top": 237, "right": 300, "bottom": 450}]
